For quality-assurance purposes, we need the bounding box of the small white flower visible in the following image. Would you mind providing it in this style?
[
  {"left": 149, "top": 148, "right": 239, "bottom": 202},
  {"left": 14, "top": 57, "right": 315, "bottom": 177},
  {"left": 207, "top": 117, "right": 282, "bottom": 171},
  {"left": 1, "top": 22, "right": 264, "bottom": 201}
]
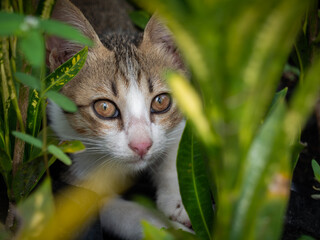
[{"left": 20, "top": 16, "right": 39, "bottom": 31}]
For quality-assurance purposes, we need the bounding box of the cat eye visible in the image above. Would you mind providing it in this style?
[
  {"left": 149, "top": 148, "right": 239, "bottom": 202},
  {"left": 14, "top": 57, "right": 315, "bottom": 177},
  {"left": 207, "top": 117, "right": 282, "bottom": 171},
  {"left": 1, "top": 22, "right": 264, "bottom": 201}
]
[
  {"left": 93, "top": 100, "right": 119, "bottom": 119},
  {"left": 151, "top": 93, "right": 172, "bottom": 114}
]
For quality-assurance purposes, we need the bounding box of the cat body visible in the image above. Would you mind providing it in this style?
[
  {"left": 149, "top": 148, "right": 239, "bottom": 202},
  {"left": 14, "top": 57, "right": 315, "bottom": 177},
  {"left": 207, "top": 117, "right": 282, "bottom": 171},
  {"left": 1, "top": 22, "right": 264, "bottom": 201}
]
[{"left": 46, "top": 0, "right": 190, "bottom": 239}]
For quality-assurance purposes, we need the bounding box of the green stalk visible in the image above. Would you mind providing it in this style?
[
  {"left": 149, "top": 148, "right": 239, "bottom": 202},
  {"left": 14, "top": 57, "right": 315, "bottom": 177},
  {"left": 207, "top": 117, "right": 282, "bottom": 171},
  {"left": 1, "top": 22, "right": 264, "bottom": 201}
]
[
  {"left": 40, "top": 64, "right": 50, "bottom": 177},
  {"left": 41, "top": 0, "right": 55, "bottom": 19},
  {"left": 0, "top": 55, "right": 11, "bottom": 157}
]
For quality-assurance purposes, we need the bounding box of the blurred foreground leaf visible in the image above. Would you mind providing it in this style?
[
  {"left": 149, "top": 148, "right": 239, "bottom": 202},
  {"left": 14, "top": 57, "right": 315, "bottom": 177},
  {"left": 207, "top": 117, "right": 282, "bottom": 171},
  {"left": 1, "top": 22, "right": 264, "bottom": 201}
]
[
  {"left": 17, "top": 178, "right": 54, "bottom": 239},
  {"left": 47, "top": 144, "right": 72, "bottom": 165},
  {"left": 45, "top": 91, "right": 77, "bottom": 113},
  {"left": 12, "top": 157, "right": 56, "bottom": 202},
  {"left": 15, "top": 72, "right": 41, "bottom": 90},
  {"left": 142, "top": 221, "right": 174, "bottom": 240},
  {"left": 129, "top": 10, "right": 150, "bottom": 29}
]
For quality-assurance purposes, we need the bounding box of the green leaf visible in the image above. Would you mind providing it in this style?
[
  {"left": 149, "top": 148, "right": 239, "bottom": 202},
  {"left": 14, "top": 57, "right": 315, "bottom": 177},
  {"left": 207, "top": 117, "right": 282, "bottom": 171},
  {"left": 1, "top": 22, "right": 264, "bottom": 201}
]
[
  {"left": 311, "top": 159, "right": 320, "bottom": 183},
  {"left": 142, "top": 221, "right": 174, "bottom": 240},
  {"left": 15, "top": 72, "right": 41, "bottom": 90},
  {"left": 19, "top": 30, "right": 44, "bottom": 67},
  {"left": 299, "top": 235, "right": 316, "bottom": 240},
  {"left": 266, "top": 88, "right": 287, "bottom": 118},
  {"left": 26, "top": 47, "right": 87, "bottom": 147},
  {"left": 12, "top": 131, "right": 43, "bottom": 149},
  {"left": 40, "top": 19, "right": 92, "bottom": 46},
  {"left": 17, "top": 178, "right": 54, "bottom": 238},
  {"left": 0, "top": 148, "right": 12, "bottom": 187},
  {"left": 29, "top": 127, "right": 60, "bottom": 160},
  {"left": 231, "top": 103, "right": 288, "bottom": 240},
  {"left": 0, "top": 12, "right": 24, "bottom": 36},
  {"left": 58, "top": 140, "right": 85, "bottom": 153},
  {"left": 0, "top": 148, "right": 12, "bottom": 173},
  {"left": 12, "top": 156, "right": 55, "bottom": 202},
  {"left": 177, "top": 121, "right": 213, "bottom": 240},
  {"left": 129, "top": 11, "right": 150, "bottom": 29},
  {"left": 48, "top": 144, "right": 72, "bottom": 165},
  {"left": 43, "top": 46, "right": 88, "bottom": 93},
  {"left": 26, "top": 88, "right": 42, "bottom": 138},
  {"left": 45, "top": 91, "right": 77, "bottom": 113},
  {"left": 0, "top": 222, "right": 10, "bottom": 240}
]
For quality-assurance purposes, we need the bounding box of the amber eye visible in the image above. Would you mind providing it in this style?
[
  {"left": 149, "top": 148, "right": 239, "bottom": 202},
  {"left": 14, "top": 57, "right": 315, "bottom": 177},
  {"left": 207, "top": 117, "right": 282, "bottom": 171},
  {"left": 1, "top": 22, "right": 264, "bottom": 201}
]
[
  {"left": 93, "top": 100, "right": 119, "bottom": 119},
  {"left": 151, "top": 93, "right": 172, "bottom": 114}
]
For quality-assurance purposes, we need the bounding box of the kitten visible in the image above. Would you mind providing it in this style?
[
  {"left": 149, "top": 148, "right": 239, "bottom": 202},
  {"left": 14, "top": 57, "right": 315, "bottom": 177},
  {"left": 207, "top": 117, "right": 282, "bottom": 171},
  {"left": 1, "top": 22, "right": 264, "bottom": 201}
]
[{"left": 46, "top": 0, "right": 190, "bottom": 239}]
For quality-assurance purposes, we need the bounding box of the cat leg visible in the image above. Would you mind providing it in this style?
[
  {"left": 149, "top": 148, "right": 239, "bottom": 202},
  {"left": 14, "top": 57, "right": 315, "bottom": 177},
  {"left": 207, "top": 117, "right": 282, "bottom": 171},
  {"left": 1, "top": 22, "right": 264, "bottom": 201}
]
[
  {"left": 100, "top": 197, "right": 168, "bottom": 240},
  {"left": 153, "top": 122, "right": 192, "bottom": 228}
]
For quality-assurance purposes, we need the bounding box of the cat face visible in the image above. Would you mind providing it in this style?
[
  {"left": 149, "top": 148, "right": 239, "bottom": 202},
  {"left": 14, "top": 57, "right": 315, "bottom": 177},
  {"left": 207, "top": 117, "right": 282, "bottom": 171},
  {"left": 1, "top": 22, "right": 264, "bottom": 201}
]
[{"left": 47, "top": 0, "right": 186, "bottom": 174}]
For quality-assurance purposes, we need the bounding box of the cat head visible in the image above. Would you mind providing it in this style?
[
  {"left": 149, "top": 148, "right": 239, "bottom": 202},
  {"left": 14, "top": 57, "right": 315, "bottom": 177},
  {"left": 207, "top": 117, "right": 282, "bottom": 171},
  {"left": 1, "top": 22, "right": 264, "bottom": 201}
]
[{"left": 46, "top": 0, "right": 186, "bottom": 175}]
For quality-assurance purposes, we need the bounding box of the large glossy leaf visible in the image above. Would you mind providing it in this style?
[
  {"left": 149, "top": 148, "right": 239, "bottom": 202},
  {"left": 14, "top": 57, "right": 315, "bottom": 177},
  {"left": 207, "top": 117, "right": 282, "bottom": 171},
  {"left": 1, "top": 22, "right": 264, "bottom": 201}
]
[
  {"left": 177, "top": 121, "right": 213, "bottom": 240},
  {"left": 16, "top": 178, "right": 54, "bottom": 238}
]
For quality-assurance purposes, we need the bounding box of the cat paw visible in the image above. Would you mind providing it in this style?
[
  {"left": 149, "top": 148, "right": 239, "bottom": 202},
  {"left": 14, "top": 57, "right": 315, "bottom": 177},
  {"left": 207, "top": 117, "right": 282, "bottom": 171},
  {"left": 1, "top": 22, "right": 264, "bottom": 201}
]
[
  {"left": 168, "top": 200, "right": 191, "bottom": 228},
  {"left": 157, "top": 194, "right": 191, "bottom": 229}
]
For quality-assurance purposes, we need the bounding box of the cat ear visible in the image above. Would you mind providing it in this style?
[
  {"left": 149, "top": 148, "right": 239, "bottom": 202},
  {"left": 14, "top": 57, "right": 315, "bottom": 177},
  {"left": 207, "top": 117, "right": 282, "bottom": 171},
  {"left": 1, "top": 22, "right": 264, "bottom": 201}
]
[
  {"left": 46, "top": 0, "right": 102, "bottom": 71},
  {"left": 142, "top": 15, "right": 184, "bottom": 69}
]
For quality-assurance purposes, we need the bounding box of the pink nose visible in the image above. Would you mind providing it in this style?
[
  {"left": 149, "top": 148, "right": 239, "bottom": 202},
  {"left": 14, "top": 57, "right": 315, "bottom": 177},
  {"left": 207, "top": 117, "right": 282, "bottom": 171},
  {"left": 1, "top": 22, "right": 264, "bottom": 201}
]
[{"left": 129, "top": 140, "right": 153, "bottom": 157}]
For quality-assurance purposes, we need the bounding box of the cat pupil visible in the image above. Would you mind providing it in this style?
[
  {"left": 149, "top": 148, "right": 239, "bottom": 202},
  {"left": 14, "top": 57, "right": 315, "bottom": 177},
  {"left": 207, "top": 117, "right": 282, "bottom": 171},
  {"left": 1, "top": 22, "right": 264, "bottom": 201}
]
[{"left": 103, "top": 103, "right": 108, "bottom": 110}]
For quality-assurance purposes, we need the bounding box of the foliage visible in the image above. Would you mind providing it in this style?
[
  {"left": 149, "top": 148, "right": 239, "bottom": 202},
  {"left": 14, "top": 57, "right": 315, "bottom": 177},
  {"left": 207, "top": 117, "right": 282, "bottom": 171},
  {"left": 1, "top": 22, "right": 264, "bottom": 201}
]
[
  {"left": 1, "top": 0, "right": 320, "bottom": 239},
  {"left": 311, "top": 159, "right": 320, "bottom": 200},
  {"left": 0, "top": 0, "right": 89, "bottom": 236},
  {"left": 136, "top": 0, "right": 320, "bottom": 239}
]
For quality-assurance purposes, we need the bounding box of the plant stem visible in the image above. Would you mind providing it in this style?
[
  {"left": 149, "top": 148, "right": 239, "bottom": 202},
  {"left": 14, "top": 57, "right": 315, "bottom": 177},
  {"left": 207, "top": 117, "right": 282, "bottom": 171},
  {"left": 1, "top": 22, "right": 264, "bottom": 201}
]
[
  {"left": 41, "top": 0, "right": 55, "bottom": 19},
  {"left": 40, "top": 64, "right": 50, "bottom": 177}
]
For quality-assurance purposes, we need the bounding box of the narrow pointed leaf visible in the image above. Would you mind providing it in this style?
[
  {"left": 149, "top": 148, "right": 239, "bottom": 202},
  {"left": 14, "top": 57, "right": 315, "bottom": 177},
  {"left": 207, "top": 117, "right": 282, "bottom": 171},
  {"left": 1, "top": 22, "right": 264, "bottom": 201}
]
[
  {"left": 15, "top": 72, "right": 41, "bottom": 90},
  {"left": 231, "top": 103, "right": 289, "bottom": 240},
  {"left": 177, "top": 121, "right": 213, "bottom": 240},
  {"left": 58, "top": 140, "right": 85, "bottom": 153},
  {"left": 43, "top": 46, "right": 88, "bottom": 93},
  {"left": 40, "top": 19, "right": 92, "bottom": 46},
  {"left": 45, "top": 91, "right": 77, "bottom": 113},
  {"left": 26, "top": 47, "right": 87, "bottom": 140},
  {"left": 48, "top": 144, "right": 72, "bottom": 165},
  {"left": 12, "top": 131, "right": 43, "bottom": 149}
]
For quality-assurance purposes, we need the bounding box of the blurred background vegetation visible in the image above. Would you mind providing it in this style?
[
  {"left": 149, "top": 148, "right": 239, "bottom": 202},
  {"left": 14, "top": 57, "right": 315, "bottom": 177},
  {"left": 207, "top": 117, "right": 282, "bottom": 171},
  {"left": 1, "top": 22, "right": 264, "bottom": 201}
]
[{"left": 1, "top": 0, "right": 320, "bottom": 239}]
